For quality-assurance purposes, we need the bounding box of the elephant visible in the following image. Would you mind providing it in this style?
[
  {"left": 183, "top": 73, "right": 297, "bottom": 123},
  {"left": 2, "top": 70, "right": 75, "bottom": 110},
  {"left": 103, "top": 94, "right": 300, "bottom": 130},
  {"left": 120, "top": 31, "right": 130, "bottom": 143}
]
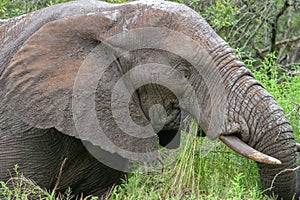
[{"left": 0, "top": 0, "right": 299, "bottom": 199}]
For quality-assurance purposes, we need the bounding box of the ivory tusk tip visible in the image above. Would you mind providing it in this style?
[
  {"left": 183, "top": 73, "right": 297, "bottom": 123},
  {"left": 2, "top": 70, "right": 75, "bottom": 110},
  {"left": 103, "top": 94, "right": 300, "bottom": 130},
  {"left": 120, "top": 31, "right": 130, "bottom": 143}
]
[
  {"left": 249, "top": 152, "right": 282, "bottom": 165},
  {"left": 269, "top": 158, "right": 282, "bottom": 165},
  {"left": 220, "top": 135, "right": 282, "bottom": 165},
  {"left": 253, "top": 154, "right": 281, "bottom": 165}
]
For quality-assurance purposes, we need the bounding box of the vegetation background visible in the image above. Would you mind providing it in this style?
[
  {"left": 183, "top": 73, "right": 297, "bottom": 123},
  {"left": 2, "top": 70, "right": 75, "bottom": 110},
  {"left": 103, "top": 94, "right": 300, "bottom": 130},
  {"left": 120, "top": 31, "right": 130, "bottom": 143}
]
[{"left": 0, "top": 0, "right": 299, "bottom": 199}]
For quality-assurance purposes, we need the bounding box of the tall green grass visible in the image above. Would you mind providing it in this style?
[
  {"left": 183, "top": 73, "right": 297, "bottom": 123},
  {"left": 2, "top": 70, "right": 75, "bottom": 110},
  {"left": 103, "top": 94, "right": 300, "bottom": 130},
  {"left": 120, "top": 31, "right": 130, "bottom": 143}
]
[
  {"left": 110, "top": 121, "right": 270, "bottom": 200},
  {"left": 1, "top": 123, "right": 271, "bottom": 200}
]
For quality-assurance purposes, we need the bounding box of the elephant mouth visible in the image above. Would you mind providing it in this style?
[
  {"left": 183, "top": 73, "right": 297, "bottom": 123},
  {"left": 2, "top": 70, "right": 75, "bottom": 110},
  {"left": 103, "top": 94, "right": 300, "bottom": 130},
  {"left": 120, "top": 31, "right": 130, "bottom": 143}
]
[
  {"left": 149, "top": 106, "right": 181, "bottom": 133},
  {"left": 162, "top": 109, "right": 181, "bottom": 131}
]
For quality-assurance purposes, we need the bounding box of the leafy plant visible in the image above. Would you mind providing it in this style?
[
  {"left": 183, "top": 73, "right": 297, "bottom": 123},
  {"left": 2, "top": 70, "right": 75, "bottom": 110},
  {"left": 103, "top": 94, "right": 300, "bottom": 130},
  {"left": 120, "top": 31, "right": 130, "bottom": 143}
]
[
  {"left": 0, "top": 0, "right": 71, "bottom": 19},
  {"left": 0, "top": 165, "right": 54, "bottom": 200},
  {"left": 253, "top": 53, "right": 300, "bottom": 136},
  {"left": 0, "top": 164, "right": 100, "bottom": 200},
  {"left": 109, "top": 120, "right": 270, "bottom": 200}
]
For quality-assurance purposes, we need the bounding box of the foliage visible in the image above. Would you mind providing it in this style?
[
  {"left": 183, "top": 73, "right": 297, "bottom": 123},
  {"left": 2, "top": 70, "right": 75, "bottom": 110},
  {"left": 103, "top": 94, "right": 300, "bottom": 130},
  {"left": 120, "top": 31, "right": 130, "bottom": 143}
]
[
  {"left": 110, "top": 121, "right": 269, "bottom": 200},
  {"left": 191, "top": 0, "right": 300, "bottom": 69},
  {"left": 0, "top": 165, "right": 99, "bottom": 200},
  {"left": 0, "top": 165, "right": 59, "bottom": 200},
  {"left": 199, "top": 0, "right": 239, "bottom": 39},
  {"left": 0, "top": 0, "right": 136, "bottom": 19},
  {"left": 0, "top": 0, "right": 70, "bottom": 19},
  {"left": 1, "top": 126, "right": 270, "bottom": 200},
  {"left": 252, "top": 52, "right": 300, "bottom": 137}
]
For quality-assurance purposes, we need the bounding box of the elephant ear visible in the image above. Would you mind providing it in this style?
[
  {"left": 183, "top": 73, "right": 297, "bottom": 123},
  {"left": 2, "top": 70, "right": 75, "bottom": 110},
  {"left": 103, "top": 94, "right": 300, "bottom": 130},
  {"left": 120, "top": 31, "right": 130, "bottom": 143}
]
[{"left": 1, "top": 14, "right": 109, "bottom": 136}]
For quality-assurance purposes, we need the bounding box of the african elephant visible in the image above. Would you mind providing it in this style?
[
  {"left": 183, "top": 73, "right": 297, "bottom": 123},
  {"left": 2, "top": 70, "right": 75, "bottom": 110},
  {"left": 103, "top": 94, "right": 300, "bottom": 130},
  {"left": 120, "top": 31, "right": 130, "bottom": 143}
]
[{"left": 0, "top": 0, "right": 299, "bottom": 199}]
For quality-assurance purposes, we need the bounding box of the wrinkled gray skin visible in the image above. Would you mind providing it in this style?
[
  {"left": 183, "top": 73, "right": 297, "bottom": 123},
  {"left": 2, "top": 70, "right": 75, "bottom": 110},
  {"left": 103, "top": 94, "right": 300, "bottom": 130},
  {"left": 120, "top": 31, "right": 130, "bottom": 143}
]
[{"left": 0, "top": 0, "right": 299, "bottom": 199}]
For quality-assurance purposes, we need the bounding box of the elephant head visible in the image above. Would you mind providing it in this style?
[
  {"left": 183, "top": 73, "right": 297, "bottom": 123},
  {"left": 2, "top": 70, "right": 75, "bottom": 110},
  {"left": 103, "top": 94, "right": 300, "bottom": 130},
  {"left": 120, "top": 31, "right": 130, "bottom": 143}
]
[{"left": 0, "top": 0, "right": 299, "bottom": 199}]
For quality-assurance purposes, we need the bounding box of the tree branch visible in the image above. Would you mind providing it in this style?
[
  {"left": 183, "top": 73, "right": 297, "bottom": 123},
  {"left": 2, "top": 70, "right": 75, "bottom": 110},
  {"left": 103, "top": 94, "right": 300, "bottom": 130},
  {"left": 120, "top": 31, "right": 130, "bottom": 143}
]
[
  {"left": 270, "top": 0, "right": 290, "bottom": 52},
  {"left": 277, "top": 0, "right": 293, "bottom": 63},
  {"left": 240, "top": 0, "right": 273, "bottom": 25},
  {"left": 261, "top": 35, "right": 300, "bottom": 53},
  {"left": 251, "top": 40, "right": 265, "bottom": 60}
]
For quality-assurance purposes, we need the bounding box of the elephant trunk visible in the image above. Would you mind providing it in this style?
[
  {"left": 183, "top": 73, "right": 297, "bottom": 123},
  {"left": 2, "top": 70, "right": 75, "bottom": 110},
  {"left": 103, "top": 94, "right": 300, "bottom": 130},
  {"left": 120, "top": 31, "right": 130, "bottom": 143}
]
[
  {"left": 254, "top": 110, "right": 298, "bottom": 199},
  {"left": 230, "top": 74, "right": 299, "bottom": 199}
]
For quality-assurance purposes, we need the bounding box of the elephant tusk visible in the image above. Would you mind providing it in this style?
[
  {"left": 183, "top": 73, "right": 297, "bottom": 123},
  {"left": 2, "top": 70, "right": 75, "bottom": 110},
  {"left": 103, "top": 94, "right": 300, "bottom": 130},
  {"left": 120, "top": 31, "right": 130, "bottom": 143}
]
[
  {"left": 296, "top": 143, "right": 300, "bottom": 152},
  {"left": 219, "top": 135, "right": 282, "bottom": 165}
]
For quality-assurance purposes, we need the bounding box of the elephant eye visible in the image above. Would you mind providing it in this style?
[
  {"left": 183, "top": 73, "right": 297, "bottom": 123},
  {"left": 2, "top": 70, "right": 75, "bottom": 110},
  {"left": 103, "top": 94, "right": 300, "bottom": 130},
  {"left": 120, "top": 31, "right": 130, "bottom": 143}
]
[{"left": 174, "top": 63, "right": 191, "bottom": 79}]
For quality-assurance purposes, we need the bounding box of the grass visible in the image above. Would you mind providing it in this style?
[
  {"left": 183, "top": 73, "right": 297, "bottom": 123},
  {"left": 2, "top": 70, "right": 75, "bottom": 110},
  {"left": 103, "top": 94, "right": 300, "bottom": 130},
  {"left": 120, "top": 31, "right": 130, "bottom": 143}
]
[
  {"left": 0, "top": 122, "right": 273, "bottom": 200},
  {"left": 0, "top": 0, "right": 299, "bottom": 199},
  {"left": 109, "top": 121, "right": 270, "bottom": 200}
]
